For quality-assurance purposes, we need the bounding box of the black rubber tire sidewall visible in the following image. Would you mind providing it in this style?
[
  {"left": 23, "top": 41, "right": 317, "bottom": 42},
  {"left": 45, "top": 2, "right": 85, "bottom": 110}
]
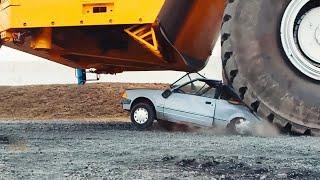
[
  {"left": 222, "top": 0, "right": 320, "bottom": 130},
  {"left": 131, "top": 103, "right": 155, "bottom": 130}
]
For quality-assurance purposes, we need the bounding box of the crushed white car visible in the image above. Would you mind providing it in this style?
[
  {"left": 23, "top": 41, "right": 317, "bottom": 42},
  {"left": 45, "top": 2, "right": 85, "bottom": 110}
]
[{"left": 122, "top": 73, "right": 261, "bottom": 134}]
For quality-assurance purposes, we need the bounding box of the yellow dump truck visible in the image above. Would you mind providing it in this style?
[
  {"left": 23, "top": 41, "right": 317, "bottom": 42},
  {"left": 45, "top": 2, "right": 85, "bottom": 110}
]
[{"left": 0, "top": 0, "right": 319, "bottom": 135}]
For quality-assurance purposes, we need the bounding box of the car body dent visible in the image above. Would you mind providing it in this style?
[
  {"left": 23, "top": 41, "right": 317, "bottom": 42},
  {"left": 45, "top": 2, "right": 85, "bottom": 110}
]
[
  {"left": 214, "top": 99, "right": 253, "bottom": 122},
  {"left": 163, "top": 93, "right": 215, "bottom": 127}
]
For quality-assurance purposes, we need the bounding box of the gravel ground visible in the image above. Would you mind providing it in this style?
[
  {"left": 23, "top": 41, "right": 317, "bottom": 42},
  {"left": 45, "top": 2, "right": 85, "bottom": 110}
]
[{"left": 0, "top": 120, "right": 320, "bottom": 180}]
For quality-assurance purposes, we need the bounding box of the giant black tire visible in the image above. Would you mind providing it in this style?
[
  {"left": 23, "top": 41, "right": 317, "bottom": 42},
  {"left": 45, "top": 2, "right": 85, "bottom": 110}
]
[{"left": 221, "top": 0, "right": 320, "bottom": 135}]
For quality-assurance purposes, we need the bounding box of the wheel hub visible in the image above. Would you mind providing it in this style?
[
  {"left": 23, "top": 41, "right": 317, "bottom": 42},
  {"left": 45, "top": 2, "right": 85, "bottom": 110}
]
[
  {"left": 316, "top": 26, "right": 320, "bottom": 45},
  {"left": 134, "top": 108, "right": 149, "bottom": 124},
  {"left": 297, "top": 7, "right": 320, "bottom": 64},
  {"left": 281, "top": 0, "right": 320, "bottom": 80}
]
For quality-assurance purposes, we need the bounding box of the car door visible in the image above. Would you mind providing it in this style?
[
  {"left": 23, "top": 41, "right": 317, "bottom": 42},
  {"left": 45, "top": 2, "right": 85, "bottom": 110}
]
[
  {"left": 163, "top": 80, "right": 216, "bottom": 127},
  {"left": 214, "top": 85, "right": 246, "bottom": 123}
]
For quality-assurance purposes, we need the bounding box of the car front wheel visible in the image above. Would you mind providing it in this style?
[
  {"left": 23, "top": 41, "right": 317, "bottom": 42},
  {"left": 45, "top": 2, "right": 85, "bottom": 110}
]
[{"left": 131, "top": 102, "right": 155, "bottom": 130}]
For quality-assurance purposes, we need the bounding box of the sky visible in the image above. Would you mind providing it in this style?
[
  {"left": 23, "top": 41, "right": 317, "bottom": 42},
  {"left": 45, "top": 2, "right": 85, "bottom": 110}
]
[{"left": 0, "top": 40, "right": 222, "bottom": 86}]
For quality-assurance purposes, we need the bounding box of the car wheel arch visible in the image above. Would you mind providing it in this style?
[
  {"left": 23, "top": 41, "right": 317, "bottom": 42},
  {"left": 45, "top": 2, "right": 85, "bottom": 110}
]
[
  {"left": 229, "top": 117, "right": 246, "bottom": 123},
  {"left": 131, "top": 97, "right": 156, "bottom": 118},
  {"left": 226, "top": 116, "right": 247, "bottom": 127},
  {"left": 227, "top": 113, "right": 247, "bottom": 124}
]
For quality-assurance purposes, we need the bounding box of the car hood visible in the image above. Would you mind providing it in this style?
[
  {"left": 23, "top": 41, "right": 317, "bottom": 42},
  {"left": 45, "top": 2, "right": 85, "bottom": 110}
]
[
  {"left": 126, "top": 88, "right": 164, "bottom": 93},
  {"left": 126, "top": 88, "right": 164, "bottom": 91},
  {"left": 125, "top": 89, "right": 165, "bottom": 98}
]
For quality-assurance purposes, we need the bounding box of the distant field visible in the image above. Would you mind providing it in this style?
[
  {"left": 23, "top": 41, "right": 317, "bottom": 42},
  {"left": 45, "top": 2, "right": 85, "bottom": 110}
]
[{"left": 0, "top": 83, "right": 167, "bottom": 120}]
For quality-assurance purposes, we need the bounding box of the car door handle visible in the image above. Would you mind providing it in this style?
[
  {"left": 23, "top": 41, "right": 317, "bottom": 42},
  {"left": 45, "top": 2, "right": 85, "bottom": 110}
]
[{"left": 205, "top": 101, "right": 212, "bottom": 105}]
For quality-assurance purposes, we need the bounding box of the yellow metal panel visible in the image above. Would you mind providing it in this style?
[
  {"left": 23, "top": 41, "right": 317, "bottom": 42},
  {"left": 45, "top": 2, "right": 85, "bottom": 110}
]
[{"left": 0, "top": 0, "right": 165, "bottom": 32}]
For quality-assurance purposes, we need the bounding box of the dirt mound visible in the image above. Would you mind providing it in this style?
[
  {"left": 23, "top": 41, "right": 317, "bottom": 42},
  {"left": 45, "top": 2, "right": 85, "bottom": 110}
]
[{"left": 0, "top": 83, "right": 167, "bottom": 120}]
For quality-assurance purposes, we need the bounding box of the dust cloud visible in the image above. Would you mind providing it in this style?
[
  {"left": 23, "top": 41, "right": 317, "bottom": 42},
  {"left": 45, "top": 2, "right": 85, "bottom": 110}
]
[
  {"left": 156, "top": 120, "right": 280, "bottom": 137},
  {"left": 252, "top": 121, "right": 280, "bottom": 137}
]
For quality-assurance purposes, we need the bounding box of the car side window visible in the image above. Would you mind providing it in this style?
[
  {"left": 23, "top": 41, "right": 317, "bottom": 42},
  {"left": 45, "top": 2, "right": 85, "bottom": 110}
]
[
  {"left": 176, "top": 80, "right": 216, "bottom": 99},
  {"left": 200, "top": 87, "right": 216, "bottom": 99},
  {"left": 177, "top": 80, "right": 207, "bottom": 95}
]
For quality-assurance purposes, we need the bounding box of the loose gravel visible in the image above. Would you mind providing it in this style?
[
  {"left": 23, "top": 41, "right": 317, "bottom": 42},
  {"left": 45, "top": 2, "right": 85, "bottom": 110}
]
[{"left": 0, "top": 120, "right": 319, "bottom": 179}]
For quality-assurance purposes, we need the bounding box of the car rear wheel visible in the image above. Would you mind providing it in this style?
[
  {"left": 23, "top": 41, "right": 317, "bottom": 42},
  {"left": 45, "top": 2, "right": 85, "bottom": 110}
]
[
  {"left": 131, "top": 102, "right": 155, "bottom": 130},
  {"left": 227, "top": 118, "right": 252, "bottom": 135}
]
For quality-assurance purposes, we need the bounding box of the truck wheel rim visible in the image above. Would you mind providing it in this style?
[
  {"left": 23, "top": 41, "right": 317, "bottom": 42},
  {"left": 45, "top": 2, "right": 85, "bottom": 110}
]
[
  {"left": 281, "top": 0, "right": 320, "bottom": 80},
  {"left": 134, "top": 108, "right": 149, "bottom": 124}
]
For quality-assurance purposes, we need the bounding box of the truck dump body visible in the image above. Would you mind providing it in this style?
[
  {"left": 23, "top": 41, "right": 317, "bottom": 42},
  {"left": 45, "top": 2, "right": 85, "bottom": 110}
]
[{"left": 0, "top": 0, "right": 226, "bottom": 74}]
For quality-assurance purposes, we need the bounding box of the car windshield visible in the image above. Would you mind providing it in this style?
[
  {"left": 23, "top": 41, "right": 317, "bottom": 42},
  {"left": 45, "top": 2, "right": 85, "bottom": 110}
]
[{"left": 170, "top": 73, "right": 206, "bottom": 89}]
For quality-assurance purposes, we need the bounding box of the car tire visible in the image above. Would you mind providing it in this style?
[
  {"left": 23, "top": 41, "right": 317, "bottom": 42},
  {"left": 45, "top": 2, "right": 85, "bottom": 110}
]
[
  {"left": 130, "top": 102, "right": 155, "bottom": 130},
  {"left": 227, "top": 118, "right": 251, "bottom": 135}
]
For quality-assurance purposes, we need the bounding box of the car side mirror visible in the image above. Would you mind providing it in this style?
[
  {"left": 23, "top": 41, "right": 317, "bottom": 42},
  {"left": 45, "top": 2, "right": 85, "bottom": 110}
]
[{"left": 162, "top": 89, "right": 172, "bottom": 99}]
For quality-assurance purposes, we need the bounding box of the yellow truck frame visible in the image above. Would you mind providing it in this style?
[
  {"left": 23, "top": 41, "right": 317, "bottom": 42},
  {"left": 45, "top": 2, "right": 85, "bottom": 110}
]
[
  {"left": 0, "top": 0, "right": 225, "bottom": 74},
  {"left": 0, "top": 0, "right": 164, "bottom": 31}
]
